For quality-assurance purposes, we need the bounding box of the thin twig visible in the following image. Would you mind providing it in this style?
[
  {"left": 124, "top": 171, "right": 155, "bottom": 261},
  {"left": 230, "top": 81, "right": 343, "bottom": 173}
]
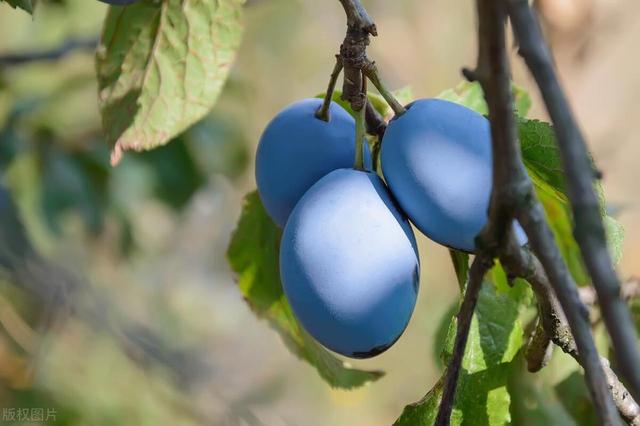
[
  {"left": 502, "top": 246, "right": 640, "bottom": 425},
  {"left": 580, "top": 279, "right": 640, "bottom": 306},
  {"left": 435, "top": 256, "right": 492, "bottom": 426},
  {"left": 0, "top": 37, "right": 98, "bottom": 67},
  {"left": 505, "top": 0, "right": 640, "bottom": 401},
  {"left": 525, "top": 317, "right": 554, "bottom": 372}
]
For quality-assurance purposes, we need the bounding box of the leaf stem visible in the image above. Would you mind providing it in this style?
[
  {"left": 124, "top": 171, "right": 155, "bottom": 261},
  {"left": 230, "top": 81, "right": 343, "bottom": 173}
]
[{"left": 316, "top": 59, "right": 344, "bottom": 122}]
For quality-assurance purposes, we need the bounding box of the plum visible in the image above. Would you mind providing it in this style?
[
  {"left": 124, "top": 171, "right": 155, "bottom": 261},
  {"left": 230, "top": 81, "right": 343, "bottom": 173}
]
[
  {"left": 256, "top": 98, "right": 369, "bottom": 227},
  {"left": 381, "top": 98, "right": 526, "bottom": 252},
  {"left": 280, "top": 168, "right": 419, "bottom": 358}
]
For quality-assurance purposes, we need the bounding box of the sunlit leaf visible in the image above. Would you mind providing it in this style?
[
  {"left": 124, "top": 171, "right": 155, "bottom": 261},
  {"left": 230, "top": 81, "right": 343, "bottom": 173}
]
[
  {"left": 96, "top": 0, "right": 244, "bottom": 165},
  {"left": 396, "top": 270, "right": 530, "bottom": 425},
  {"left": 437, "top": 80, "right": 531, "bottom": 117}
]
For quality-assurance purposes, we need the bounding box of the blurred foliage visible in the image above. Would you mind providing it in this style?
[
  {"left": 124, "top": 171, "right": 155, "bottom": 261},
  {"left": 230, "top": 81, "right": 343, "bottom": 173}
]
[
  {"left": 0, "top": 1, "right": 635, "bottom": 425},
  {"left": 0, "top": 1, "right": 252, "bottom": 424}
]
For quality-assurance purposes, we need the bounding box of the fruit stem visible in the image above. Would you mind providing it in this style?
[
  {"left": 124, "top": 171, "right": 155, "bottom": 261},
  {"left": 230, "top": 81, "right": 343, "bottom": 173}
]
[
  {"left": 364, "top": 63, "right": 407, "bottom": 117},
  {"left": 354, "top": 72, "right": 367, "bottom": 171},
  {"left": 316, "top": 58, "right": 344, "bottom": 122},
  {"left": 354, "top": 103, "right": 366, "bottom": 170}
]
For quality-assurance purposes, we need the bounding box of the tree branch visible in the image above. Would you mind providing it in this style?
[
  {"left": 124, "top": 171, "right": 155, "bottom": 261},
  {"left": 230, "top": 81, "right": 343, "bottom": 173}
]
[
  {"left": 435, "top": 255, "right": 493, "bottom": 426},
  {"left": 337, "top": 0, "right": 377, "bottom": 36},
  {"left": 502, "top": 246, "right": 640, "bottom": 425},
  {"left": 505, "top": 0, "right": 640, "bottom": 402},
  {"left": 439, "top": 0, "right": 619, "bottom": 423},
  {"left": 0, "top": 37, "right": 98, "bottom": 67},
  {"left": 580, "top": 278, "right": 640, "bottom": 306}
]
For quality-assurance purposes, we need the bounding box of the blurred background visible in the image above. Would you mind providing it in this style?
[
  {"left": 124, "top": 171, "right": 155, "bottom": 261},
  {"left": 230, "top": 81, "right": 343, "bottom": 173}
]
[{"left": 0, "top": 0, "right": 638, "bottom": 424}]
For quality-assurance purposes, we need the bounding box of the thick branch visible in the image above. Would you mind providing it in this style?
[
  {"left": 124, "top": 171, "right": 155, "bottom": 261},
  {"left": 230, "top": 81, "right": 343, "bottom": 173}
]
[
  {"left": 334, "top": 0, "right": 405, "bottom": 116},
  {"left": 337, "top": 0, "right": 377, "bottom": 35},
  {"left": 464, "top": 0, "right": 618, "bottom": 423},
  {"left": 435, "top": 256, "right": 492, "bottom": 426},
  {"left": 505, "top": 0, "right": 640, "bottom": 401}
]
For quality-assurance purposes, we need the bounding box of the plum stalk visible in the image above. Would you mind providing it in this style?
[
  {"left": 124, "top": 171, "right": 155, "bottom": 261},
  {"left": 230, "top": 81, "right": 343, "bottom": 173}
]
[
  {"left": 324, "top": 0, "right": 406, "bottom": 171},
  {"left": 316, "top": 59, "right": 344, "bottom": 122},
  {"left": 354, "top": 73, "right": 367, "bottom": 170}
]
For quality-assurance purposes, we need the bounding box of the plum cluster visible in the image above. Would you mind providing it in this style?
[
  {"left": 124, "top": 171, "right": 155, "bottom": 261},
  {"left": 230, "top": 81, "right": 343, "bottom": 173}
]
[{"left": 256, "top": 97, "right": 524, "bottom": 359}]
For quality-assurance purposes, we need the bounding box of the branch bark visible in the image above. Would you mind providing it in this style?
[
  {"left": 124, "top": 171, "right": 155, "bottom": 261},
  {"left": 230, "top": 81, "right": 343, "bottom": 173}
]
[
  {"left": 456, "top": 0, "right": 618, "bottom": 423},
  {"left": 505, "top": 0, "right": 640, "bottom": 402},
  {"left": 434, "top": 256, "right": 492, "bottom": 425},
  {"left": 502, "top": 246, "right": 640, "bottom": 425}
]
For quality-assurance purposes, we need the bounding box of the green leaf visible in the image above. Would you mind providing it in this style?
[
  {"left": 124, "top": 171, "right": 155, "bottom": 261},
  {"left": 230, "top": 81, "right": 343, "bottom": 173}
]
[
  {"left": 533, "top": 179, "right": 590, "bottom": 285},
  {"left": 519, "top": 118, "right": 625, "bottom": 273},
  {"left": 519, "top": 118, "right": 567, "bottom": 198},
  {"left": 1, "top": 0, "right": 34, "bottom": 14},
  {"left": 437, "top": 81, "right": 531, "bottom": 117},
  {"left": 396, "top": 272, "right": 530, "bottom": 425},
  {"left": 96, "top": 0, "right": 244, "bottom": 165},
  {"left": 227, "top": 191, "right": 383, "bottom": 389},
  {"left": 392, "top": 86, "right": 416, "bottom": 109},
  {"left": 315, "top": 90, "right": 387, "bottom": 119},
  {"left": 507, "top": 354, "right": 577, "bottom": 426},
  {"left": 554, "top": 371, "right": 599, "bottom": 426},
  {"left": 449, "top": 250, "right": 469, "bottom": 290},
  {"left": 604, "top": 215, "right": 624, "bottom": 265}
]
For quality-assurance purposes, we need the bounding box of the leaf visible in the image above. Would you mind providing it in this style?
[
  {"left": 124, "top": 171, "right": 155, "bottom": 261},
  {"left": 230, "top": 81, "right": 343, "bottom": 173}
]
[
  {"left": 393, "top": 86, "right": 415, "bottom": 108},
  {"left": 227, "top": 192, "right": 383, "bottom": 389},
  {"left": 315, "top": 90, "right": 387, "bottom": 119},
  {"left": 396, "top": 271, "right": 530, "bottom": 425},
  {"left": 437, "top": 81, "right": 531, "bottom": 117},
  {"left": 604, "top": 215, "right": 624, "bottom": 265},
  {"left": 96, "top": 0, "right": 244, "bottom": 165},
  {"left": 519, "top": 118, "right": 625, "bottom": 274},
  {"left": 449, "top": 250, "right": 469, "bottom": 290},
  {"left": 507, "top": 354, "right": 577, "bottom": 426},
  {"left": 519, "top": 118, "right": 567, "bottom": 198},
  {"left": 533, "top": 179, "right": 590, "bottom": 285},
  {"left": 554, "top": 371, "right": 599, "bottom": 426},
  {"left": 1, "top": 0, "right": 34, "bottom": 14}
]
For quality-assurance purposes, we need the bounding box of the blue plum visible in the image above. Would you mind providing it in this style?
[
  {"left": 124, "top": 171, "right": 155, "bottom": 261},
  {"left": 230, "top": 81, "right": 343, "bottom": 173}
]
[
  {"left": 280, "top": 169, "right": 420, "bottom": 358},
  {"left": 381, "top": 98, "right": 526, "bottom": 252},
  {"left": 256, "top": 98, "right": 369, "bottom": 227}
]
